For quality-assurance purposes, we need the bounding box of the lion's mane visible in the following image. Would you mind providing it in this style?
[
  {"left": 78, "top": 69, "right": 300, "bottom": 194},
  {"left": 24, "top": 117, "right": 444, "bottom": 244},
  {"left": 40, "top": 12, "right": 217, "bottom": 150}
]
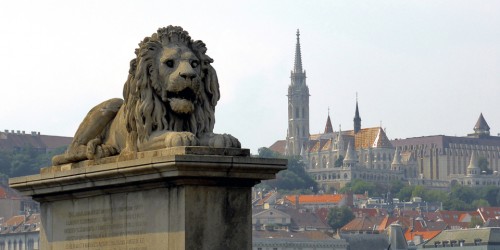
[{"left": 122, "top": 26, "right": 220, "bottom": 149}]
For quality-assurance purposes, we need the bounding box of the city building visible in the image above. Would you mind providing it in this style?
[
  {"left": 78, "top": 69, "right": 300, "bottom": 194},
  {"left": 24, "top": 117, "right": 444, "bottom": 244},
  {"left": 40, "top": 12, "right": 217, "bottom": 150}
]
[
  {"left": 0, "top": 213, "right": 40, "bottom": 250},
  {"left": 392, "top": 114, "right": 500, "bottom": 184},
  {"left": 0, "top": 130, "right": 72, "bottom": 153},
  {"left": 422, "top": 227, "right": 500, "bottom": 248}
]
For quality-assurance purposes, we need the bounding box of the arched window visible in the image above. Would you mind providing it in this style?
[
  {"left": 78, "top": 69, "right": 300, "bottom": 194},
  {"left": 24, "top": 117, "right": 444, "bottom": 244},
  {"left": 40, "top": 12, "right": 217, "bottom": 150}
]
[{"left": 295, "top": 107, "right": 299, "bottom": 118}]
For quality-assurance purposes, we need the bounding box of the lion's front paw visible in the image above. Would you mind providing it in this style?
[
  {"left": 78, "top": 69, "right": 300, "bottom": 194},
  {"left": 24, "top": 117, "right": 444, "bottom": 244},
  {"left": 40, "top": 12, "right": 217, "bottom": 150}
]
[
  {"left": 165, "top": 132, "right": 200, "bottom": 147},
  {"left": 209, "top": 134, "right": 241, "bottom": 148}
]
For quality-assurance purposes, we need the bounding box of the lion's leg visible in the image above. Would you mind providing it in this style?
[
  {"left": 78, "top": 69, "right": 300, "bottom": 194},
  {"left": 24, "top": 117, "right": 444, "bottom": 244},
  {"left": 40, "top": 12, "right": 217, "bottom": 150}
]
[
  {"left": 136, "top": 131, "right": 199, "bottom": 151},
  {"left": 199, "top": 133, "right": 241, "bottom": 148},
  {"left": 52, "top": 98, "right": 123, "bottom": 165}
]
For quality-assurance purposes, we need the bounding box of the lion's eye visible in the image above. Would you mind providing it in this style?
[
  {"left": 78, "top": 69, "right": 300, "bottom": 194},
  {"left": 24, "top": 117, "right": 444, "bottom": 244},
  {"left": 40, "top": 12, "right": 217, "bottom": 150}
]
[
  {"left": 165, "top": 60, "right": 174, "bottom": 68},
  {"left": 191, "top": 60, "right": 199, "bottom": 68}
]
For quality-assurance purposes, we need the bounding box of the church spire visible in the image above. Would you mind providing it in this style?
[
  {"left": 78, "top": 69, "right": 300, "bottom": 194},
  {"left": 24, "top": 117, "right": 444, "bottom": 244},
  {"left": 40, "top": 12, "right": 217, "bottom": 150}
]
[
  {"left": 286, "top": 29, "right": 309, "bottom": 156},
  {"left": 354, "top": 93, "right": 361, "bottom": 133},
  {"left": 324, "top": 109, "right": 333, "bottom": 134},
  {"left": 294, "top": 29, "right": 303, "bottom": 74}
]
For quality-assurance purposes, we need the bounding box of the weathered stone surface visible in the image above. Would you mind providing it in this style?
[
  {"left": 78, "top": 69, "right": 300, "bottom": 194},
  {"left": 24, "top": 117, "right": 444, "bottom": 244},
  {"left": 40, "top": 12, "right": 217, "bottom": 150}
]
[
  {"left": 10, "top": 149, "right": 287, "bottom": 250},
  {"left": 52, "top": 26, "right": 241, "bottom": 166}
]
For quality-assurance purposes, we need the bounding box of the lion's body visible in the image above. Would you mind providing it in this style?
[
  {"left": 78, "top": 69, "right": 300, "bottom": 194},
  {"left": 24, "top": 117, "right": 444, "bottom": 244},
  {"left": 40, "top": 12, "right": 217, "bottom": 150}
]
[{"left": 52, "top": 26, "right": 240, "bottom": 166}]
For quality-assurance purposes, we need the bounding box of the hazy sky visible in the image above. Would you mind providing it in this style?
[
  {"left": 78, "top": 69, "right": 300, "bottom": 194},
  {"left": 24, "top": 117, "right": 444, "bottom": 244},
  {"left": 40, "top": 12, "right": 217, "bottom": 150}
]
[{"left": 1, "top": 1, "right": 499, "bottom": 154}]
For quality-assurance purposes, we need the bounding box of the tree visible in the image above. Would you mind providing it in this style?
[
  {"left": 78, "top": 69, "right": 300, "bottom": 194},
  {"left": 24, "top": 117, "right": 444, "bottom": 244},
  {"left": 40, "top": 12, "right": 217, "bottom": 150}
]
[
  {"left": 334, "top": 155, "right": 344, "bottom": 168},
  {"left": 257, "top": 147, "right": 281, "bottom": 158},
  {"left": 469, "top": 216, "right": 484, "bottom": 228},
  {"left": 389, "top": 180, "right": 405, "bottom": 196},
  {"left": 478, "top": 157, "right": 492, "bottom": 174},
  {"left": 397, "top": 186, "right": 415, "bottom": 202},
  {"left": 472, "top": 199, "right": 490, "bottom": 208},
  {"left": 340, "top": 179, "right": 376, "bottom": 195},
  {"left": 327, "top": 206, "right": 355, "bottom": 232},
  {"left": 258, "top": 149, "right": 318, "bottom": 193}
]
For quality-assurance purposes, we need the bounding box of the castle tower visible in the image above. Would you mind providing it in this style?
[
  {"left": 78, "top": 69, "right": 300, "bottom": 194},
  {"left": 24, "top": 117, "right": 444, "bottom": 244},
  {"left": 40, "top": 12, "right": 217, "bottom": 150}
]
[
  {"left": 354, "top": 95, "right": 362, "bottom": 133},
  {"left": 286, "top": 29, "right": 310, "bottom": 156}
]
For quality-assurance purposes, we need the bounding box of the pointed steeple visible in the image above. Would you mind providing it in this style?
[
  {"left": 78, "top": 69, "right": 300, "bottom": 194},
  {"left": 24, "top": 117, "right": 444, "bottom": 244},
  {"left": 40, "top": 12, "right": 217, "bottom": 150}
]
[
  {"left": 354, "top": 93, "right": 361, "bottom": 133},
  {"left": 324, "top": 110, "right": 333, "bottom": 134},
  {"left": 343, "top": 141, "right": 358, "bottom": 168},
  {"left": 286, "top": 29, "right": 309, "bottom": 156},
  {"left": 294, "top": 29, "right": 303, "bottom": 74},
  {"left": 391, "top": 148, "right": 402, "bottom": 171},
  {"left": 474, "top": 113, "right": 490, "bottom": 137},
  {"left": 343, "top": 142, "right": 357, "bottom": 162},
  {"left": 467, "top": 151, "right": 480, "bottom": 176}
]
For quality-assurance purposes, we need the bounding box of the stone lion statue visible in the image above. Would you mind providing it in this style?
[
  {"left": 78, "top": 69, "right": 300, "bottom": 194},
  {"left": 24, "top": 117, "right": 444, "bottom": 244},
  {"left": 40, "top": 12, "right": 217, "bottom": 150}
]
[{"left": 53, "top": 26, "right": 240, "bottom": 166}]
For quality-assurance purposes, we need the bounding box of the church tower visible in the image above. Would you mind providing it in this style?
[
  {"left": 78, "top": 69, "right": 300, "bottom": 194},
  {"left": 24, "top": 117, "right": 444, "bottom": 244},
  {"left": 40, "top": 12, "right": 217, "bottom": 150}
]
[
  {"left": 353, "top": 95, "right": 361, "bottom": 133},
  {"left": 286, "top": 29, "right": 310, "bottom": 156}
]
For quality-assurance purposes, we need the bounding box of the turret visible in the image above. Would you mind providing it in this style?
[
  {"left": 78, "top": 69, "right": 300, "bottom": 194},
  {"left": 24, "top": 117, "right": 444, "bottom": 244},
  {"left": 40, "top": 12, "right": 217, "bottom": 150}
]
[
  {"left": 343, "top": 141, "right": 358, "bottom": 168},
  {"left": 354, "top": 95, "right": 361, "bottom": 133},
  {"left": 471, "top": 113, "right": 490, "bottom": 138},
  {"left": 467, "top": 151, "right": 481, "bottom": 176},
  {"left": 391, "top": 148, "right": 403, "bottom": 171}
]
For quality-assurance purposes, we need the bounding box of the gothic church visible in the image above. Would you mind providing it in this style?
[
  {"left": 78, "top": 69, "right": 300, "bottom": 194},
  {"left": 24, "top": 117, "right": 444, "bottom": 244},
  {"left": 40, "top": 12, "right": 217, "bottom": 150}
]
[{"left": 270, "top": 30, "right": 417, "bottom": 190}]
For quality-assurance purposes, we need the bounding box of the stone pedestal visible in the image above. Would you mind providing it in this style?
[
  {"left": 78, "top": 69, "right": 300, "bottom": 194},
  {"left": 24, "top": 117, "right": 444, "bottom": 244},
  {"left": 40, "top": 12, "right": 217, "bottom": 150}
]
[{"left": 10, "top": 147, "right": 287, "bottom": 250}]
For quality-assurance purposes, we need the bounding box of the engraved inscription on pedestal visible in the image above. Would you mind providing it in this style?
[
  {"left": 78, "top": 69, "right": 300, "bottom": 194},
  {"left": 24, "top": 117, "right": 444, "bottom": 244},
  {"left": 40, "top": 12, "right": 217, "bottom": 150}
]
[
  {"left": 44, "top": 188, "right": 176, "bottom": 250},
  {"left": 63, "top": 205, "right": 146, "bottom": 250}
]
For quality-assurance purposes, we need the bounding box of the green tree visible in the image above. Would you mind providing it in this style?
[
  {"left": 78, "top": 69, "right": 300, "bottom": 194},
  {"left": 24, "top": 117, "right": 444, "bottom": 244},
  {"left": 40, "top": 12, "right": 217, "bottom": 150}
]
[
  {"left": 327, "top": 206, "right": 355, "bottom": 232},
  {"left": 479, "top": 186, "right": 500, "bottom": 206},
  {"left": 472, "top": 199, "right": 490, "bottom": 208},
  {"left": 469, "top": 216, "right": 484, "bottom": 228},
  {"left": 389, "top": 180, "right": 405, "bottom": 196},
  {"left": 257, "top": 149, "right": 318, "bottom": 193},
  {"left": 340, "top": 179, "right": 376, "bottom": 195},
  {"left": 478, "top": 157, "right": 492, "bottom": 174},
  {"left": 257, "top": 147, "right": 281, "bottom": 158},
  {"left": 334, "top": 155, "right": 344, "bottom": 168},
  {"left": 397, "top": 186, "right": 415, "bottom": 202}
]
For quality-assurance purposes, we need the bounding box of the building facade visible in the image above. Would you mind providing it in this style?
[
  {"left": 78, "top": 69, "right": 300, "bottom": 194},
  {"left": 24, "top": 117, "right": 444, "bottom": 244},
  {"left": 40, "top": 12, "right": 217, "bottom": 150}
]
[{"left": 392, "top": 114, "right": 500, "bottom": 183}]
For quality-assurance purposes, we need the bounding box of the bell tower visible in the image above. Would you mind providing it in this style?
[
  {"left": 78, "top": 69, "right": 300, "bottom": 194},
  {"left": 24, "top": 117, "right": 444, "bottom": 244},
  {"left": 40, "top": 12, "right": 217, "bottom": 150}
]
[{"left": 286, "top": 29, "right": 310, "bottom": 156}]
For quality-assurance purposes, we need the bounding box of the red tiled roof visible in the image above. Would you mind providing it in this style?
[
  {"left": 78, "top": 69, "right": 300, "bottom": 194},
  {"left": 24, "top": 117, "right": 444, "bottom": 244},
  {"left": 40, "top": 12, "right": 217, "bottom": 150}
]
[
  {"left": 477, "top": 207, "right": 500, "bottom": 222},
  {"left": 404, "top": 230, "right": 441, "bottom": 241},
  {"left": 285, "top": 194, "right": 345, "bottom": 204},
  {"left": 347, "top": 127, "right": 392, "bottom": 149},
  {"left": 269, "top": 140, "right": 287, "bottom": 155},
  {"left": 341, "top": 215, "right": 384, "bottom": 232}
]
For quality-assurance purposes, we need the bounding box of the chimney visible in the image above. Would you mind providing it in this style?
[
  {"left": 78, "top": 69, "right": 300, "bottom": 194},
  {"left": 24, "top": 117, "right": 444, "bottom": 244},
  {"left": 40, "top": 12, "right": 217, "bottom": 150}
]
[{"left": 295, "top": 195, "right": 300, "bottom": 209}]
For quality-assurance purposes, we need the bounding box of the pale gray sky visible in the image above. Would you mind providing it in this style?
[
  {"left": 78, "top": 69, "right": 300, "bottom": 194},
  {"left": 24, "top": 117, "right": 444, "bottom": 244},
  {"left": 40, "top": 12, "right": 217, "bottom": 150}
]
[{"left": 1, "top": 1, "right": 499, "bottom": 154}]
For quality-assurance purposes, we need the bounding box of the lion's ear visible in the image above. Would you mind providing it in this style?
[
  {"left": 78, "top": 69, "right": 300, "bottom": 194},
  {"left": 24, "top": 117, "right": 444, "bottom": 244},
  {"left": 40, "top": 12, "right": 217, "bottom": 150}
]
[{"left": 205, "top": 65, "right": 220, "bottom": 107}]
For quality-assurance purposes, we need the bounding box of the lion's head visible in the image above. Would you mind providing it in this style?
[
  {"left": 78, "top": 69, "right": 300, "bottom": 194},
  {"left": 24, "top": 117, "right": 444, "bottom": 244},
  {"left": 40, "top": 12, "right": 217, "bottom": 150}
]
[{"left": 123, "top": 26, "right": 219, "bottom": 144}]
